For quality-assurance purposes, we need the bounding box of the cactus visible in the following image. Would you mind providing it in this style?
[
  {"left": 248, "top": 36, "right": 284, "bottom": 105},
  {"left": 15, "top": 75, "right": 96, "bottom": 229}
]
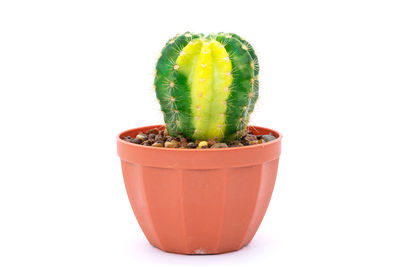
[{"left": 155, "top": 32, "right": 259, "bottom": 142}]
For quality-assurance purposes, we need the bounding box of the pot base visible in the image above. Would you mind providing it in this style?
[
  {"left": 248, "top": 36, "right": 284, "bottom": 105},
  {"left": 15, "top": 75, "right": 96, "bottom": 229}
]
[{"left": 150, "top": 242, "right": 250, "bottom": 255}]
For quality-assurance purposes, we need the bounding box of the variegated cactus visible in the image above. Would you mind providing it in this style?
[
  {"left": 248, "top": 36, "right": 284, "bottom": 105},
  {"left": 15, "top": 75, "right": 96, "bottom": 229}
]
[{"left": 155, "top": 32, "right": 259, "bottom": 142}]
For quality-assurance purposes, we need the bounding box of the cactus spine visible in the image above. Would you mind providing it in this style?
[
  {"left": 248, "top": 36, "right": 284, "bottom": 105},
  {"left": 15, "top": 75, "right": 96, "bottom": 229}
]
[{"left": 155, "top": 32, "right": 259, "bottom": 142}]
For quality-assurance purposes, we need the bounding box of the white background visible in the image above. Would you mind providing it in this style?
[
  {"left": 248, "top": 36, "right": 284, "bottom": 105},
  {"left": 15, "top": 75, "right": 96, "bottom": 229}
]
[{"left": 1, "top": 0, "right": 399, "bottom": 266}]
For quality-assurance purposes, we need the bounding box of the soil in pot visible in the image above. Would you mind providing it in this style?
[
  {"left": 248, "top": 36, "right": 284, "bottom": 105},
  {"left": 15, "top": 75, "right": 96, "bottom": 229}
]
[{"left": 122, "top": 127, "right": 277, "bottom": 149}]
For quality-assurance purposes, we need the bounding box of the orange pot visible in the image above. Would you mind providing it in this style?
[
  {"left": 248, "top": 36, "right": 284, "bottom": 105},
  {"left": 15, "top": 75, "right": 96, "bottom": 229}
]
[{"left": 117, "top": 125, "right": 282, "bottom": 254}]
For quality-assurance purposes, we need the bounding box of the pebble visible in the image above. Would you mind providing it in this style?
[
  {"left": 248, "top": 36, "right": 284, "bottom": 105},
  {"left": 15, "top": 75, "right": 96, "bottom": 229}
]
[
  {"left": 166, "top": 136, "right": 175, "bottom": 142},
  {"left": 228, "top": 141, "right": 243, "bottom": 147},
  {"left": 207, "top": 139, "right": 216, "bottom": 147},
  {"left": 142, "top": 140, "right": 152, "bottom": 146},
  {"left": 165, "top": 140, "right": 180, "bottom": 148},
  {"left": 211, "top": 143, "right": 228, "bottom": 148},
  {"left": 198, "top": 141, "right": 209, "bottom": 149},
  {"left": 180, "top": 137, "right": 188, "bottom": 148},
  {"left": 262, "top": 134, "right": 276, "bottom": 142},
  {"left": 244, "top": 134, "right": 257, "bottom": 142},
  {"left": 147, "top": 128, "right": 160, "bottom": 135},
  {"left": 162, "top": 130, "right": 168, "bottom": 137},
  {"left": 132, "top": 138, "right": 143, "bottom": 144},
  {"left": 152, "top": 141, "right": 164, "bottom": 147},
  {"left": 136, "top": 134, "right": 148, "bottom": 141},
  {"left": 187, "top": 142, "right": 197, "bottom": 149},
  {"left": 230, "top": 143, "right": 244, "bottom": 147},
  {"left": 155, "top": 135, "right": 164, "bottom": 142}
]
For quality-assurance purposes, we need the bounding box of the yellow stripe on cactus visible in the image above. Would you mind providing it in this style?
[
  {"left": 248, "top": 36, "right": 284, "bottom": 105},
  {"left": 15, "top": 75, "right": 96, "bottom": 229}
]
[{"left": 176, "top": 39, "right": 232, "bottom": 140}]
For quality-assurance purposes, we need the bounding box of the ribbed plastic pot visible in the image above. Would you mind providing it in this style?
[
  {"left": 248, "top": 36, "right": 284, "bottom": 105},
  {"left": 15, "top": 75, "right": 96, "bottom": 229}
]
[{"left": 117, "top": 125, "right": 282, "bottom": 255}]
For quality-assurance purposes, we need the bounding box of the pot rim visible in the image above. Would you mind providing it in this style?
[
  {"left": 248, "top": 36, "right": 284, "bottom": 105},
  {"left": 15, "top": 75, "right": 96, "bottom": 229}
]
[
  {"left": 117, "top": 124, "right": 282, "bottom": 152},
  {"left": 117, "top": 125, "right": 282, "bottom": 169}
]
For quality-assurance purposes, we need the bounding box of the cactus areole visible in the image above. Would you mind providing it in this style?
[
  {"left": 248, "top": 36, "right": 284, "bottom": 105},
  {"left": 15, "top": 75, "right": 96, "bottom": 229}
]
[{"left": 155, "top": 32, "right": 259, "bottom": 142}]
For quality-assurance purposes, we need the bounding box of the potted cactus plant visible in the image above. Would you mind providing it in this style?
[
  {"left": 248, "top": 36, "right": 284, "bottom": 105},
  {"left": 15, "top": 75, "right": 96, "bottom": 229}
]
[{"left": 117, "top": 32, "right": 282, "bottom": 254}]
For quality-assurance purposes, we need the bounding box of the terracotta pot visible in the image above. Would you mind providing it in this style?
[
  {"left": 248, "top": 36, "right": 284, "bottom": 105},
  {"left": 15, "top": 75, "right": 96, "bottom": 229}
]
[{"left": 117, "top": 125, "right": 282, "bottom": 254}]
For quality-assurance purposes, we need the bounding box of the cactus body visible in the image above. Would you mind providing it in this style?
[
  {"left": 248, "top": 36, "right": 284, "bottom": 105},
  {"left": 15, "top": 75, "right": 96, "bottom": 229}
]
[{"left": 155, "top": 32, "right": 259, "bottom": 141}]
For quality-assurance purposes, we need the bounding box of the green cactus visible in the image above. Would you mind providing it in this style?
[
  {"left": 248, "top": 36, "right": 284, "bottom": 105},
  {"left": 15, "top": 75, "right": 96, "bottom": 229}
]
[{"left": 155, "top": 32, "right": 259, "bottom": 142}]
